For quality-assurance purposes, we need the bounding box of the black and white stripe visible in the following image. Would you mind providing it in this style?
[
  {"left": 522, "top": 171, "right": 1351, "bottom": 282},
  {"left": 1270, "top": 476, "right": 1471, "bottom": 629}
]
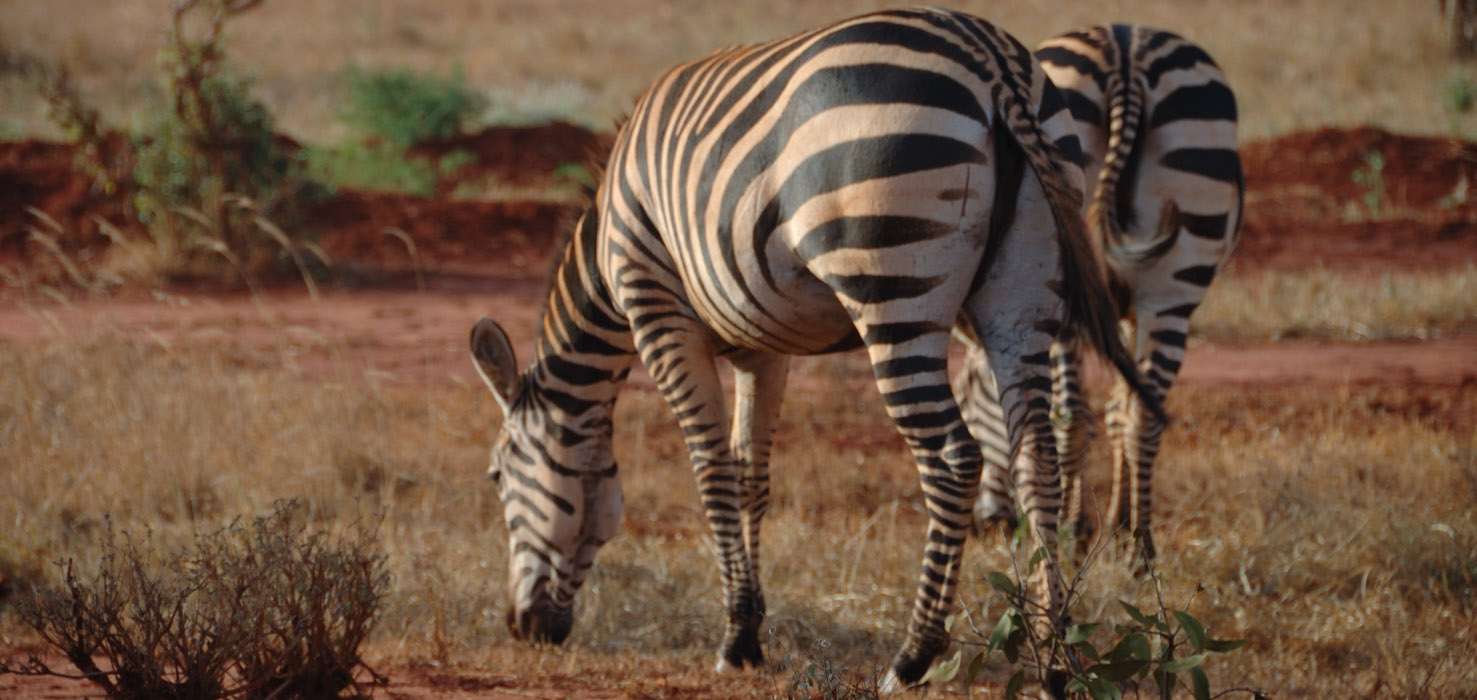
[
  {"left": 962, "top": 24, "right": 1242, "bottom": 565},
  {"left": 469, "top": 9, "right": 1160, "bottom": 688}
]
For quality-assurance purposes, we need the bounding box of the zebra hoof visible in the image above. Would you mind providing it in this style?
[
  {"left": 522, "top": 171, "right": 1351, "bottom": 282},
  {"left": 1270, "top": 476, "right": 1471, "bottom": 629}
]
[
  {"left": 884, "top": 643, "right": 941, "bottom": 692},
  {"left": 879, "top": 669, "right": 904, "bottom": 694},
  {"left": 714, "top": 624, "right": 764, "bottom": 672}
]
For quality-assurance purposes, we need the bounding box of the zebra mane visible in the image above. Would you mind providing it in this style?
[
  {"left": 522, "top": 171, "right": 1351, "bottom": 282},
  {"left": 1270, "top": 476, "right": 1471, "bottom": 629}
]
[{"left": 532, "top": 114, "right": 627, "bottom": 348}]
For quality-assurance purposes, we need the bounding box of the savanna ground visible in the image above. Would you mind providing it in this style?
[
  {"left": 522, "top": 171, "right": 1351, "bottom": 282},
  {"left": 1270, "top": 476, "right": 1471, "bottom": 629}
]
[{"left": 2, "top": 1, "right": 1477, "bottom": 698}]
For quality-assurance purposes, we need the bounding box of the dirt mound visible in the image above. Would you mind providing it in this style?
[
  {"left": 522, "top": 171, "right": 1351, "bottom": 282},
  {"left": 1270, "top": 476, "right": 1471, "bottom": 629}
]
[
  {"left": 308, "top": 190, "right": 572, "bottom": 271},
  {"left": 0, "top": 137, "right": 136, "bottom": 263},
  {"left": 1243, "top": 126, "right": 1477, "bottom": 209},
  {"left": 410, "top": 121, "right": 612, "bottom": 186},
  {"left": 1236, "top": 126, "right": 1477, "bottom": 272}
]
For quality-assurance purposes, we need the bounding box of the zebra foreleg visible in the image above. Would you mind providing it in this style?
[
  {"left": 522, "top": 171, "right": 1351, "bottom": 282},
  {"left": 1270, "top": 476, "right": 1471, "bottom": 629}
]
[{"left": 629, "top": 315, "right": 765, "bottom": 671}]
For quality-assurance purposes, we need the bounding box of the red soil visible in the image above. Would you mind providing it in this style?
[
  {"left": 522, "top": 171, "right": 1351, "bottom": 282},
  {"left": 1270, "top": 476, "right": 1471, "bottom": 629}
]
[
  {"left": 1237, "top": 126, "right": 1477, "bottom": 272},
  {"left": 0, "top": 135, "right": 136, "bottom": 263},
  {"left": 409, "top": 120, "right": 613, "bottom": 186}
]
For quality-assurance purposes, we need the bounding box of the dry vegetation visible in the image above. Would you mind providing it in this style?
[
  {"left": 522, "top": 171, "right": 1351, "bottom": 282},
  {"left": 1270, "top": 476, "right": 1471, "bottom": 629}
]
[
  {"left": 2, "top": 326, "right": 1473, "bottom": 696},
  {"left": 1197, "top": 266, "right": 1477, "bottom": 341},
  {"left": 0, "top": 0, "right": 1472, "bottom": 142}
]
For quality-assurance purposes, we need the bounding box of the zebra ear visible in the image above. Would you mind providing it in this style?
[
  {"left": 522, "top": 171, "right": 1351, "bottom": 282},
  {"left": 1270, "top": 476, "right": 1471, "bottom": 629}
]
[{"left": 470, "top": 317, "right": 521, "bottom": 414}]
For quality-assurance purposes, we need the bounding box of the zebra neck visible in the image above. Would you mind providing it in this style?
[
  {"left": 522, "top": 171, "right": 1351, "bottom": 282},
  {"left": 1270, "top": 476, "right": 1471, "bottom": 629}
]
[{"left": 524, "top": 217, "right": 637, "bottom": 423}]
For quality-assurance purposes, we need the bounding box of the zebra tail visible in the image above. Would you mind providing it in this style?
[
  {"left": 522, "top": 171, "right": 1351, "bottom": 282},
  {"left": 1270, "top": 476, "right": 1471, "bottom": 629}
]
[
  {"left": 992, "top": 78, "right": 1168, "bottom": 425},
  {"left": 1092, "top": 68, "right": 1174, "bottom": 266}
]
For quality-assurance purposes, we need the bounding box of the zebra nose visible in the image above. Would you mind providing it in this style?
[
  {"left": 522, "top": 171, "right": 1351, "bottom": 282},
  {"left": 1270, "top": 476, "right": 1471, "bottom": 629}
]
[{"left": 508, "top": 599, "right": 572, "bottom": 645}]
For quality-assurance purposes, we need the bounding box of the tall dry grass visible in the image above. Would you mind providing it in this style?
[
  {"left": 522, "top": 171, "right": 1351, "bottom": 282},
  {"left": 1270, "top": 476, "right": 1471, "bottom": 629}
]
[
  {"left": 2, "top": 326, "right": 1474, "bottom": 696},
  {"left": 0, "top": 0, "right": 1469, "bottom": 142},
  {"left": 1196, "top": 266, "right": 1477, "bottom": 341}
]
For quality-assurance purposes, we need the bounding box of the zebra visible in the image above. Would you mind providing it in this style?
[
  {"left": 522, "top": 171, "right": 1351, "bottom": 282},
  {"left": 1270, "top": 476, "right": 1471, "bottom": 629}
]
[
  {"left": 960, "top": 24, "right": 1242, "bottom": 566},
  {"left": 466, "top": 8, "right": 1161, "bottom": 688}
]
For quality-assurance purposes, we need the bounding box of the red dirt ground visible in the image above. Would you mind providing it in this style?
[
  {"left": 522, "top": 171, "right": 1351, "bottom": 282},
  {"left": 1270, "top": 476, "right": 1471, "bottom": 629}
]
[
  {"left": 2, "top": 125, "right": 1475, "bottom": 698},
  {"left": 1237, "top": 126, "right": 1477, "bottom": 272}
]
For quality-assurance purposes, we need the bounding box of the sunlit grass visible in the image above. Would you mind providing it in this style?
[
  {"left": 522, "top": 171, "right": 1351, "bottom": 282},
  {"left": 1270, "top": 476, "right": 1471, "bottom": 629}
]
[
  {"left": 1196, "top": 266, "right": 1477, "bottom": 341},
  {"left": 2, "top": 329, "right": 1474, "bottom": 696}
]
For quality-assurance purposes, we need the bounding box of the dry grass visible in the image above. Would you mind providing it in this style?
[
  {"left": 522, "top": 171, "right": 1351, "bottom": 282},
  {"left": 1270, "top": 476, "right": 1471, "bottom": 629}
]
[
  {"left": 1, "top": 325, "right": 1474, "bottom": 696},
  {"left": 1196, "top": 266, "right": 1477, "bottom": 341},
  {"left": 0, "top": 1, "right": 1470, "bottom": 142}
]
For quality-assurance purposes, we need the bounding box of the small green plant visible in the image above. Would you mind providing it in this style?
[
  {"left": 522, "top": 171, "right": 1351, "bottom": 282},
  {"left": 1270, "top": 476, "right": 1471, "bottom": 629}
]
[
  {"left": 0, "top": 501, "right": 389, "bottom": 700},
  {"left": 927, "top": 523, "right": 1257, "bottom": 699},
  {"left": 340, "top": 67, "right": 487, "bottom": 147},
  {"left": 1351, "top": 150, "right": 1386, "bottom": 218},
  {"left": 1445, "top": 74, "right": 1477, "bottom": 115}
]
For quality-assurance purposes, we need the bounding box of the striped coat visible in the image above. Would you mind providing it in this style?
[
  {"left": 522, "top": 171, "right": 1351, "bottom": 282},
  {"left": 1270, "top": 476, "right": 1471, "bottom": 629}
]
[
  {"left": 961, "top": 24, "right": 1242, "bottom": 565},
  {"left": 468, "top": 9, "right": 1160, "bottom": 688}
]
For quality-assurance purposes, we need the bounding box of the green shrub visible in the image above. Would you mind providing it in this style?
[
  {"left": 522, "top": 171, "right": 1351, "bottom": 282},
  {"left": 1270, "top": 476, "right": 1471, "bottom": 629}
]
[
  {"left": 340, "top": 67, "right": 486, "bottom": 147},
  {"left": 129, "top": 0, "right": 323, "bottom": 278},
  {"left": 132, "top": 70, "right": 307, "bottom": 227},
  {"left": 305, "top": 144, "right": 472, "bottom": 196}
]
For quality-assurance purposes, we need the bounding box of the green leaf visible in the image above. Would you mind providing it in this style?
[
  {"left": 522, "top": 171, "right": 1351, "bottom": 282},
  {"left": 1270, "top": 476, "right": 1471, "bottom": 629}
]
[
  {"left": 963, "top": 651, "right": 987, "bottom": 686},
  {"left": 1067, "top": 623, "right": 1099, "bottom": 644},
  {"left": 1174, "top": 611, "right": 1208, "bottom": 651},
  {"left": 923, "top": 649, "right": 962, "bottom": 684},
  {"left": 988, "top": 610, "right": 1016, "bottom": 651},
  {"left": 1004, "top": 632, "right": 1022, "bottom": 664},
  {"left": 1088, "top": 676, "right": 1124, "bottom": 700},
  {"left": 1028, "top": 545, "right": 1049, "bottom": 569},
  {"left": 1089, "top": 659, "right": 1149, "bottom": 682},
  {"left": 1108, "top": 632, "right": 1152, "bottom": 663},
  {"left": 1004, "top": 669, "right": 1025, "bottom": 700},
  {"left": 1161, "top": 653, "right": 1207, "bottom": 673},
  {"left": 987, "top": 571, "right": 1018, "bottom": 597},
  {"left": 1204, "top": 638, "right": 1248, "bottom": 653},
  {"left": 1120, "top": 601, "right": 1156, "bottom": 627},
  {"left": 1073, "top": 639, "right": 1101, "bottom": 663},
  {"left": 1190, "top": 666, "right": 1211, "bottom": 700}
]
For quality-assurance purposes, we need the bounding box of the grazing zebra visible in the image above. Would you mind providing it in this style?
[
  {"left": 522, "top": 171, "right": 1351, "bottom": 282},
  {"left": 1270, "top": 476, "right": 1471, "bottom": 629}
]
[
  {"left": 961, "top": 24, "right": 1242, "bottom": 565},
  {"left": 467, "top": 8, "right": 1161, "bottom": 688}
]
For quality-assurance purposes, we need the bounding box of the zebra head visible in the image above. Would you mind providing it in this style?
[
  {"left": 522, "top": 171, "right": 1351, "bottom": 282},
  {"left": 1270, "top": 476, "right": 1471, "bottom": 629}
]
[{"left": 468, "top": 317, "right": 624, "bottom": 646}]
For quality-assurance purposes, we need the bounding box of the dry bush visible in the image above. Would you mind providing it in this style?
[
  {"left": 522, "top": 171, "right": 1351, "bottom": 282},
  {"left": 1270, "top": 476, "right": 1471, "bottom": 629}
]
[
  {"left": 1195, "top": 266, "right": 1477, "bottom": 341},
  {"left": 1, "top": 501, "right": 388, "bottom": 699},
  {"left": 2, "top": 330, "right": 1474, "bottom": 697}
]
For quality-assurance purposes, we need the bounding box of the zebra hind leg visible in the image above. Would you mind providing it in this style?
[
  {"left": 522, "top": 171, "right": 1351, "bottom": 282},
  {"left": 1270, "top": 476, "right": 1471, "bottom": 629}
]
[
  {"left": 1050, "top": 332, "right": 1096, "bottom": 560},
  {"left": 719, "top": 351, "right": 789, "bottom": 671},
  {"left": 1119, "top": 307, "right": 1188, "bottom": 572},
  {"left": 861, "top": 328, "right": 981, "bottom": 690},
  {"left": 955, "top": 340, "right": 1020, "bottom": 538}
]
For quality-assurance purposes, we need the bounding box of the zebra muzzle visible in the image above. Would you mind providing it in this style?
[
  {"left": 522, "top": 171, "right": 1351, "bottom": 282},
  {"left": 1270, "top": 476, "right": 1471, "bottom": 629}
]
[{"left": 507, "top": 596, "right": 573, "bottom": 645}]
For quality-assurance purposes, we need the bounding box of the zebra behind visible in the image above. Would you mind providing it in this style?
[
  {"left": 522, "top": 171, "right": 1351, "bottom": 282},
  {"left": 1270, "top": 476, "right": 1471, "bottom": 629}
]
[
  {"left": 962, "top": 24, "right": 1242, "bottom": 564},
  {"left": 466, "top": 9, "right": 1160, "bottom": 688}
]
